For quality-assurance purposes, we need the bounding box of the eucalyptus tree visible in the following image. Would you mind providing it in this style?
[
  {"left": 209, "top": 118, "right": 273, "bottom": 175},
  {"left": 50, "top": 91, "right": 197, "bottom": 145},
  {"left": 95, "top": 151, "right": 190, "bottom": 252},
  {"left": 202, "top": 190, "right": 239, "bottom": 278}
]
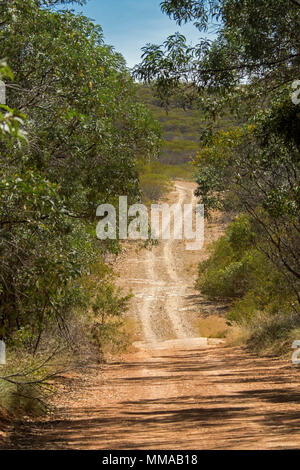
[
  {"left": 0, "top": 0, "right": 161, "bottom": 346},
  {"left": 135, "top": 0, "right": 300, "bottom": 303}
]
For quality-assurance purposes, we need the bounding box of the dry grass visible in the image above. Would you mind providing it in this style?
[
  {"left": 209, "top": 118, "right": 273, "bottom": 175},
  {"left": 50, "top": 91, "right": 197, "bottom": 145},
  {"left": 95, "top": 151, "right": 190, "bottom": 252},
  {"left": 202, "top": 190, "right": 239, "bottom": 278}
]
[
  {"left": 225, "top": 324, "right": 251, "bottom": 346},
  {"left": 102, "top": 316, "right": 141, "bottom": 357},
  {"left": 194, "top": 315, "right": 229, "bottom": 339}
]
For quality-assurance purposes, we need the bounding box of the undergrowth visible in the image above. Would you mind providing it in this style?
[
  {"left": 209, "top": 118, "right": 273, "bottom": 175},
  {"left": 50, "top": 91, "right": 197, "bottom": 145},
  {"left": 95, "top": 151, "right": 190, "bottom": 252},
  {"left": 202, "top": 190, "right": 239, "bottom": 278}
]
[{"left": 197, "top": 215, "right": 300, "bottom": 355}]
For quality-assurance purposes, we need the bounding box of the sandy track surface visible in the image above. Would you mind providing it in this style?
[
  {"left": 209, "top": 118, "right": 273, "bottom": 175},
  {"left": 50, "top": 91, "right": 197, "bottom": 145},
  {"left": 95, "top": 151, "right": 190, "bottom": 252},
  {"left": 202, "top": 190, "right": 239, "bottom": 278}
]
[
  {"left": 116, "top": 181, "right": 225, "bottom": 344},
  {"left": 7, "top": 343, "right": 300, "bottom": 450},
  {"left": 127, "top": 182, "right": 195, "bottom": 342},
  {"left": 3, "top": 181, "right": 300, "bottom": 450}
]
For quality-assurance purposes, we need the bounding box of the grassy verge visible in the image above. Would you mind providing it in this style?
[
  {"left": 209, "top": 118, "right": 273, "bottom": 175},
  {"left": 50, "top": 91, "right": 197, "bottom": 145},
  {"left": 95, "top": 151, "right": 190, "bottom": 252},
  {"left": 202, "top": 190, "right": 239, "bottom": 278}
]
[
  {"left": 194, "top": 315, "right": 228, "bottom": 339},
  {"left": 138, "top": 159, "right": 194, "bottom": 204},
  {"left": 0, "top": 351, "right": 61, "bottom": 418}
]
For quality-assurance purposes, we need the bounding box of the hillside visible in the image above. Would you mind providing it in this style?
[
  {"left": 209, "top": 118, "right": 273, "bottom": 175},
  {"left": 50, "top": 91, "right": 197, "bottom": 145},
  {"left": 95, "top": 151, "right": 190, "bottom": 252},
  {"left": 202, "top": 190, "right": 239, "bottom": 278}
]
[{"left": 137, "top": 85, "right": 203, "bottom": 165}]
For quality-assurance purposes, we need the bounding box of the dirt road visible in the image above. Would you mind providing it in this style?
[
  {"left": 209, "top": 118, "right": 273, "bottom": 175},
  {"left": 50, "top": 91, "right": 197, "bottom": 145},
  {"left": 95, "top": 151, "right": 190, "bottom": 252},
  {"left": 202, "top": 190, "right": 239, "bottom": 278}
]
[
  {"left": 116, "top": 181, "right": 226, "bottom": 345},
  {"left": 6, "top": 182, "right": 300, "bottom": 450}
]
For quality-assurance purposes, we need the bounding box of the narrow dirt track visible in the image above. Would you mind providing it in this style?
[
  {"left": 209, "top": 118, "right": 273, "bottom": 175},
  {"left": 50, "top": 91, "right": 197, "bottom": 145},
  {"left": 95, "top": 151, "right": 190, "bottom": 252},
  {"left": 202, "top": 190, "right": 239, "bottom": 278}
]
[
  {"left": 124, "top": 182, "right": 201, "bottom": 343},
  {"left": 5, "top": 182, "right": 300, "bottom": 450},
  {"left": 116, "top": 181, "right": 227, "bottom": 345}
]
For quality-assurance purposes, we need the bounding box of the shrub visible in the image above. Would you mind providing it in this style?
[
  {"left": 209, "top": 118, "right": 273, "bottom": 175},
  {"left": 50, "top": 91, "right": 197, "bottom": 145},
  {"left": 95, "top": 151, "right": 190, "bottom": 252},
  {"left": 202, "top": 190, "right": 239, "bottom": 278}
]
[{"left": 197, "top": 215, "right": 298, "bottom": 354}]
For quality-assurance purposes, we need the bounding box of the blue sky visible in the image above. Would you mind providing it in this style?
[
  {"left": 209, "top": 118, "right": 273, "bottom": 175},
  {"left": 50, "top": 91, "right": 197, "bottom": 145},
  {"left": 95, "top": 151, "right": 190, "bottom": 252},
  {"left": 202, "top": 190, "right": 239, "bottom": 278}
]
[{"left": 66, "top": 0, "right": 208, "bottom": 68}]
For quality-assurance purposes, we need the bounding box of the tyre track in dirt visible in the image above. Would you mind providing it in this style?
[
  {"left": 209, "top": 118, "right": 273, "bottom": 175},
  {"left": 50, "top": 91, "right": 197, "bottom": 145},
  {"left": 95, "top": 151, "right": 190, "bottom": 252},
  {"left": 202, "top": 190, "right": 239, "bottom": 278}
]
[
  {"left": 6, "top": 181, "right": 300, "bottom": 450},
  {"left": 121, "top": 181, "right": 201, "bottom": 344}
]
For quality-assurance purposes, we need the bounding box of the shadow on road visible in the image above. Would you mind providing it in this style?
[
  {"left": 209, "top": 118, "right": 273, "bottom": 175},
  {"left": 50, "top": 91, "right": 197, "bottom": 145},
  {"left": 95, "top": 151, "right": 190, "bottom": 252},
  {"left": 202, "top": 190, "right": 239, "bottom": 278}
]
[{"left": 5, "top": 345, "right": 300, "bottom": 450}]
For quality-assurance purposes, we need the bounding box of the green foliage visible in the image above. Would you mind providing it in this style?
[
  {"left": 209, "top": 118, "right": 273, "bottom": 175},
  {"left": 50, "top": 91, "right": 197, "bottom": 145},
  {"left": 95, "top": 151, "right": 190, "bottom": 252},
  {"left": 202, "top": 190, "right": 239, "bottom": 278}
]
[
  {"left": 135, "top": 1, "right": 300, "bottom": 108},
  {"left": 140, "top": 172, "right": 172, "bottom": 203},
  {"left": 137, "top": 158, "right": 194, "bottom": 203},
  {"left": 0, "top": 61, "right": 27, "bottom": 142},
  {"left": 152, "top": 161, "right": 194, "bottom": 180},
  {"left": 241, "top": 312, "right": 300, "bottom": 356},
  {"left": 198, "top": 216, "right": 256, "bottom": 299},
  {"left": 81, "top": 260, "right": 132, "bottom": 354},
  {"left": 137, "top": 85, "right": 203, "bottom": 165},
  {"left": 135, "top": 3, "right": 300, "bottom": 307},
  {"left": 134, "top": 0, "right": 300, "bottom": 354},
  {"left": 0, "top": 353, "right": 53, "bottom": 417},
  {"left": 137, "top": 159, "right": 174, "bottom": 203},
  {"left": 0, "top": 1, "right": 160, "bottom": 356},
  {"left": 195, "top": 90, "right": 300, "bottom": 298},
  {"left": 198, "top": 216, "right": 299, "bottom": 354}
]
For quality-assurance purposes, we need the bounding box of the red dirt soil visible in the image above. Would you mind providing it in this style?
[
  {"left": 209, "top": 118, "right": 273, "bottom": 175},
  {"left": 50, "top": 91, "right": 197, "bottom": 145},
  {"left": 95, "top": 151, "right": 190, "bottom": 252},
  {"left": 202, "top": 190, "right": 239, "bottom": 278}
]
[{"left": 2, "top": 182, "right": 300, "bottom": 450}]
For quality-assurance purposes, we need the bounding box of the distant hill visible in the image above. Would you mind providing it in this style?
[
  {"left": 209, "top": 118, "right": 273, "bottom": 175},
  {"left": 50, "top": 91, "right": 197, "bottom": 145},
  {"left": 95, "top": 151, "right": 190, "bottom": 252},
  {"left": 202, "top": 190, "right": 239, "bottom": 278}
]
[{"left": 137, "top": 85, "right": 204, "bottom": 165}]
